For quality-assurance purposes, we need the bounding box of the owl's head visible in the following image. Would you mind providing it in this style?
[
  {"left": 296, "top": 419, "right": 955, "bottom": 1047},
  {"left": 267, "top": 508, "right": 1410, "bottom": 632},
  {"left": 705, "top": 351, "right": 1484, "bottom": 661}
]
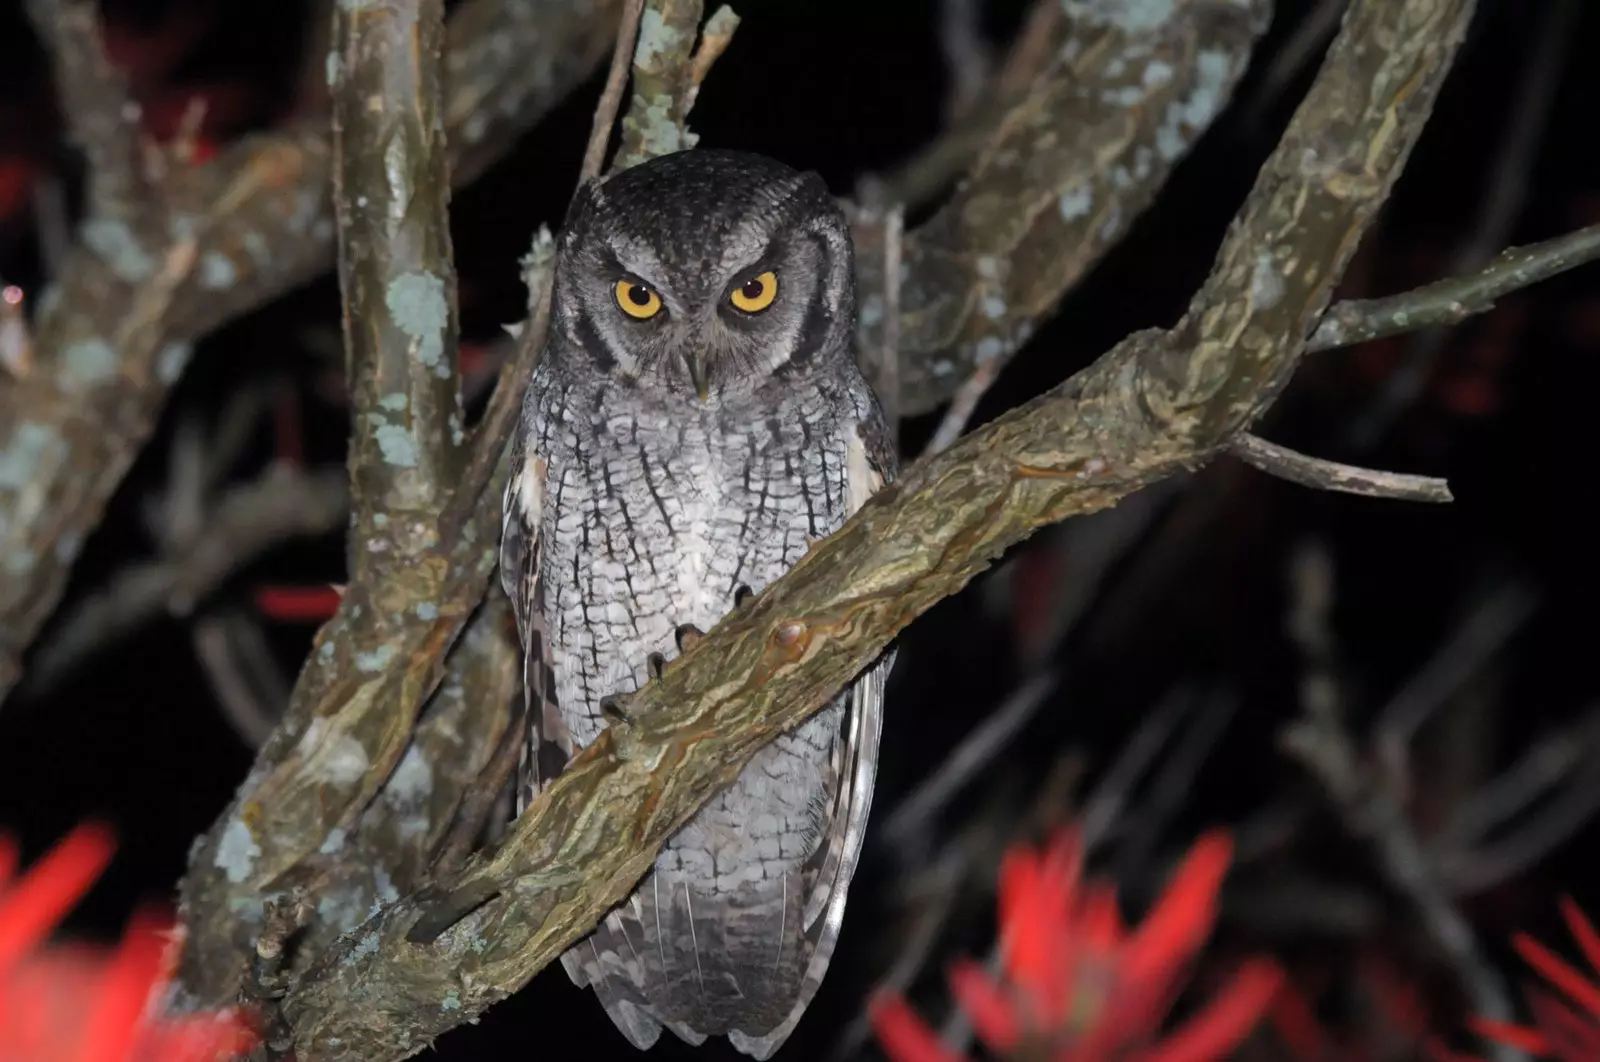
[{"left": 549, "top": 149, "right": 855, "bottom": 401}]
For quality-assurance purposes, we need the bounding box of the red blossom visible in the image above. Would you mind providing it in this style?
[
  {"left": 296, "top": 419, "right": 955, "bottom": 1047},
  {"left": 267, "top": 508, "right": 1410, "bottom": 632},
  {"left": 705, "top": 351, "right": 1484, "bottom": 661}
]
[
  {"left": 1456, "top": 897, "right": 1600, "bottom": 1062},
  {"left": 870, "top": 830, "right": 1283, "bottom": 1062},
  {"left": 0, "top": 823, "right": 256, "bottom": 1062}
]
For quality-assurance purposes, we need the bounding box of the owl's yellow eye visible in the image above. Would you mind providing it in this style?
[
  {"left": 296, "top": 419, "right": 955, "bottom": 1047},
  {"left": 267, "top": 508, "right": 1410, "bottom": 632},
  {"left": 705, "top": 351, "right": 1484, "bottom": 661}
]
[
  {"left": 614, "top": 280, "right": 663, "bottom": 320},
  {"left": 729, "top": 271, "right": 778, "bottom": 313}
]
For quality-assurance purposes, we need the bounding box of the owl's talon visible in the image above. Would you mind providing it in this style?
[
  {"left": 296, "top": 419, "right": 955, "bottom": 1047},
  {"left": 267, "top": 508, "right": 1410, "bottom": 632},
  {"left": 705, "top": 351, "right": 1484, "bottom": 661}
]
[
  {"left": 599, "top": 693, "right": 635, "bottom": 726},
  {"left": 647, "top": 651, "right": 666, "bottom": 681},
  {"left": 674, "top": 624, "right": 706, "bottom": 653},
  {"left": 733, "top": 584, "right": 754, "bottom": 608}
]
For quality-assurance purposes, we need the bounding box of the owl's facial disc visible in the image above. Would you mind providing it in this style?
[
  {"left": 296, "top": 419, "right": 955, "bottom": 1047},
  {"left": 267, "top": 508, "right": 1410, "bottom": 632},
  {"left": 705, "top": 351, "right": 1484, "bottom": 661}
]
[{"left": 553, "top": 150, "right": 855, "bottom": 400}]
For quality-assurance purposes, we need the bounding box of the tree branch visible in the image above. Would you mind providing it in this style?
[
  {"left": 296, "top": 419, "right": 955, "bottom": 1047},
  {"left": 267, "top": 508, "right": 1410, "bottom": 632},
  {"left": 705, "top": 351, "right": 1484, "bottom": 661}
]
[
  {"left": 0, "top": 0, "right": 623, "bottom": 707},
  {"left": 1306, "top": 221, "right": 1600, "bottom": 352},
  {"left": 1230, "top": 433, "right": 1453, "bottom": 503},
  {"left": 24, "top": 0, "right": 145, "bottom": 214},
  {"left": 885, "top": 0, "right": 1271, "bottom": 417},
  {"left": 269, "top": 0, "right": 1477, "bottom": 1055},
  {"left": 613, "top": 0, "right": 740, "bottom": 170},
  {"left": 331, "top": 0, "right": 463, "bottom": 583}
]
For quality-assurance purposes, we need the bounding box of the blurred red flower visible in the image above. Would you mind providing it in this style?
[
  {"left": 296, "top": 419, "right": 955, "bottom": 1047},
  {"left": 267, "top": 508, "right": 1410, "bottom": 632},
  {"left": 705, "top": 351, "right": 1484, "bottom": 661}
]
[
  {"left": 1462, "top": 897, "right": 1600, "bottom": 1062},
  {"left": 0, "top": 822, "right": 256, "bottom": 1062},
  {"left": 869, "top": 830, "right": 1282, "bottom": 1062}
]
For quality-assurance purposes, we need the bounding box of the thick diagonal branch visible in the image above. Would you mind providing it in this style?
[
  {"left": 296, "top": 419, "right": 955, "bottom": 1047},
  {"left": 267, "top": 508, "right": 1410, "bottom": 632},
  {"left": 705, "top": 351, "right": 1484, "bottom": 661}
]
[{"left": 276, "top": 0, "right": 1477, "bottom": 1056}]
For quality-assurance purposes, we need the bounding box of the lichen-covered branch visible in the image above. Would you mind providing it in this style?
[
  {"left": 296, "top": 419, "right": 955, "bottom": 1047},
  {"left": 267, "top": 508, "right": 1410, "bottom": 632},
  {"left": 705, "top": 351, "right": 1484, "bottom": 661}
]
[
  {"left": 24, "top": 0, "right": 144, "bottom": 213},
  {"left": 274, "top": 0, "right": 1475, "bottom": 1055},
  {"left": 611, "top": 0, "right": 741, "bottom": 169},
  {"left": 330, "top": 0, "right": 462, "bottom": 582},
  {"left": 879, "top": 0, "right": 1271, "bottom": 417},
  {"left": 0, "top": 0, "right": 622, "bottom": 706}
]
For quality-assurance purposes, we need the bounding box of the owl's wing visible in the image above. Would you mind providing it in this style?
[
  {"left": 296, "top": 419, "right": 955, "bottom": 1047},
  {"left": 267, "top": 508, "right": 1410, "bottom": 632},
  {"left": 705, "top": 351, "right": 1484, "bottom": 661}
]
[
  {"left": 500, "top": 435, "right": 571, "bottom": 810},
  {"left": 727, "top": 412, "right": 899, "bottom": 1060},
  {"left": 502, "top": 434, "right": 662, "bottom": 1047}
]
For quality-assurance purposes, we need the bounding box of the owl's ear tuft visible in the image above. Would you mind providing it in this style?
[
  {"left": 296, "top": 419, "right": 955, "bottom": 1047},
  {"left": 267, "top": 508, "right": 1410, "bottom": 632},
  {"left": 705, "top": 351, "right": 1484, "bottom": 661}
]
[{"left": 562, "top": 178, "right": 606, "bottom": 235}]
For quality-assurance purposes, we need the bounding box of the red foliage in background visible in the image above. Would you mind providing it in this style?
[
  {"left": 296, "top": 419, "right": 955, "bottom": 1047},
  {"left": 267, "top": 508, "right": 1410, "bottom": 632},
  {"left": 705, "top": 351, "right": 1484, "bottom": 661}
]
[
  {"left": 870, "top": 830, "right": 1283, "bottom": 1062},
  {"left": 0, "top": 823, "right": 256, "bottom": 1062}
]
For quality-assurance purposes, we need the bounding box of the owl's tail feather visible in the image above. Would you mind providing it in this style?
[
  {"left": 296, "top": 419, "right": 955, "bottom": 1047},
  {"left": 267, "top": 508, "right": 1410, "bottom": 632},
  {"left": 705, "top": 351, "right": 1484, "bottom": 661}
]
[{"left": 562, "top": 869, "right": 808, "bottom": 1054}]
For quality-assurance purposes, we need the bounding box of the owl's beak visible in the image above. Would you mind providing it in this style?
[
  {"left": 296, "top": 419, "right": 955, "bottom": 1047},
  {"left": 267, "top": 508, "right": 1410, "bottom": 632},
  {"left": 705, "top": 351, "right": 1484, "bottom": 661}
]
[{"left": 684, "top": 353, "right": 711, "bottom": 402}]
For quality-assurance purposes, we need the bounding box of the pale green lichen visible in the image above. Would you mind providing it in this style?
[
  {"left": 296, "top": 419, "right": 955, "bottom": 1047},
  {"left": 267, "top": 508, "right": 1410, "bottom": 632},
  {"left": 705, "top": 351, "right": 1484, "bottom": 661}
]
[
  {"left": 63, "top": 339, "right": 118, "bottom": 385},
  {"left": 634, "top": 8, "right": 690, "bottom": 67},
  {"left": 386, "top": 272, "right": 449, "bottom": 372},
  {"left": 416, "top": 602, "right": 438, "bottom": 620},
  {"left": 0, "top": 422, "right": 63, "bottom": 489},
  {"left": 156, "top": 341, "right": 194, "bottom": 385},
  {"left": 379, "top": 393, "right": 409, "bottom": 412},
  {"left": 1061, "top": 0, "right": 1175, "bottom": 32},
  {"left": 215, "top": 820, "right": 261, "bottom": 884},
  {"left": 1058, "top": 185, "right": 1093, "bottom": 220},
  {"left": 81, "top": 218, "right": 155, "bottom": 281},
  {"left": 199, "top": 252, "right": 237, "bottom": 290},
  {"left": 316, "top": 735, "right": 371, "bottom": 785},
  {"left": 354, "top": 643, "right": 399, "bottom": 672},
  {"left": 374, "top": 422, "right": 418, "bottom": 468},
  {"left": 5, "top": 549, "right": 37, "bottom": 574}
]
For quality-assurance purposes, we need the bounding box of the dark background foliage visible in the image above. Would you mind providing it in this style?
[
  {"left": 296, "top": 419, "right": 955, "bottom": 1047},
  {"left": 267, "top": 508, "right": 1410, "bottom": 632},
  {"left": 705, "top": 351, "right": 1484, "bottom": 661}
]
[{"left": 1, "top": 0, "right": 1597, "bottom": 1057}]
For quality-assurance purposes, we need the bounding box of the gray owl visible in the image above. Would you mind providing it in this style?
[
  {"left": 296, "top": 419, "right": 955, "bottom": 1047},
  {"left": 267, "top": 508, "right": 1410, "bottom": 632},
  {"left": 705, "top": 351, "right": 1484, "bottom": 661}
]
[{"left": 499, "top": 149, "right": 897, "bottom": 1057}]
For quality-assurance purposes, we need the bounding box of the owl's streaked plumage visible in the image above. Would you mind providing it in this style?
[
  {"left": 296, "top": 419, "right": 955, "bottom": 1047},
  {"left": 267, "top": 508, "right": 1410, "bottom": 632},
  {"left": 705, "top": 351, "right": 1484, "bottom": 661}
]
[{"left": 500, "top": 149, "right": 896, "bottom": 1057}]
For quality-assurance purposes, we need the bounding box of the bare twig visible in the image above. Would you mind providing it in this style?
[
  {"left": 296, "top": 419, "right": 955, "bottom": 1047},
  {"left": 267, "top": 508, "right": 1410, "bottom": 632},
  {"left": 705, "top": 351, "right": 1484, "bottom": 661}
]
[
  {"left": 1239, "top": 0, "right": 1347, "bottom": 129},
  {"left": 192, "top": 609, "right": 292, "bottom": 751},
  {"left": 23, "top": 0, "right": 145, "bottom": 213},
  {"left": 1307, "top": 222, "right": 1600, "bottom": 352},
  {"left": 1230, "top": 432, "right": 1453, "bottom": 503},
  {"left": 879, "top": 670, "right": 1060, "bottom": 851},
  {"left": 938, "top": 0, "right": 993, "bottom": 121},
  {"left": 578, "top": 0, "right": 648, "bottom": 184},
  {"left": 1433, "top": 707, "right": 1600, "bottom": 894},
  {"left": 1282, "top": 715, "right": 1524, "bottom": 1062},
  {"left": 1375, "top": 581, "right": 1539, "bottom": 793}
]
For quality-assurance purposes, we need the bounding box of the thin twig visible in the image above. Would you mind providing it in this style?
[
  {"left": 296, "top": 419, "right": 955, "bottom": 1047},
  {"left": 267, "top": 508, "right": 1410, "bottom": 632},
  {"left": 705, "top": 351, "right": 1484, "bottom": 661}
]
[
  {"left": 1230, "top": 432, "right": 1453, "bottom": 503},
  {"left": 193, "top": 610, "right": 293, "bottom": 750},
  {"left": 23, "top": 0, "right": 145, "bottom": 213},
  {"left": 578, "top": 0, "right": 647, "bottom": 184},
  {"left": 1282, "top": 715, "right": 1526, "bottom": 1062},
  {"left": 1309, "top": 222, "right": 1600, "bottom": 353},
  {"left": 1375, "top": 581, "right": 1539, "bottom": 793},
  {"left": 879, "top": 670, "right": 1059, "bottom": 851}
]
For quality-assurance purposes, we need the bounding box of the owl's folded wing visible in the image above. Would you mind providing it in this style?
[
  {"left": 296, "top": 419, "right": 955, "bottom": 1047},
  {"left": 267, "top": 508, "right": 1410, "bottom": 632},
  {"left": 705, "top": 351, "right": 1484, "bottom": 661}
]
[
  {"left": 729, "top": 411, "right": 900, "bottom": 1059},
  {"left": 500, "top": 436, "right": 571, "bottom": 809}
]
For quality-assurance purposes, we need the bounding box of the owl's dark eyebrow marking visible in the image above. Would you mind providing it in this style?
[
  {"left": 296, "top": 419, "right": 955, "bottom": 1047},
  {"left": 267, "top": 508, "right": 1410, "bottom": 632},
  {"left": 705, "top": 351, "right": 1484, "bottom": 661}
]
[{"left": 572, "top": 310, "right": 617, "bottom": 371}]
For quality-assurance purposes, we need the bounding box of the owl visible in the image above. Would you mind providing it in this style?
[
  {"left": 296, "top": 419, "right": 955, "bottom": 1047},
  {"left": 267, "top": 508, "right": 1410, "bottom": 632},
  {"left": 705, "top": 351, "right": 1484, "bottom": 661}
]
[{"left": 500, "top": 149, "right": 897, "bottom": 1057}]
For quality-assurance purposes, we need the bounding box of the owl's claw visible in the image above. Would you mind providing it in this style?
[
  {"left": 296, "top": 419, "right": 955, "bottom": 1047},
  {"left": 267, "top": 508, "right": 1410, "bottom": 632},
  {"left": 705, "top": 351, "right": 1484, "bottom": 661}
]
[
  {"left": 647, "top": 651, "right": 667, "bottom": 681},
  {"left": 674, "top": 623, "right": 706, "bottom": 653},
  {"left": 733, "top": 584, "right": 754, "bottom": 608},
  {"left": 599, "top": 693, "right": 635, "bottom": 726}
]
